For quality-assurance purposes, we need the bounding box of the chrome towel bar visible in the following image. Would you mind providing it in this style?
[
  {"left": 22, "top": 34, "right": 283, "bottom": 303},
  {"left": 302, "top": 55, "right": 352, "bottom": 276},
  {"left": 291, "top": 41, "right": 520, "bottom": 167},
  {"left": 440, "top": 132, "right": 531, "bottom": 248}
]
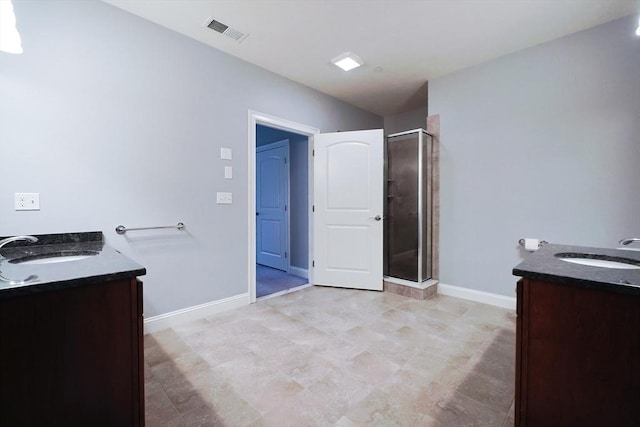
[{"left": 115, "top": 222, "right": 185, "bottom": 235}]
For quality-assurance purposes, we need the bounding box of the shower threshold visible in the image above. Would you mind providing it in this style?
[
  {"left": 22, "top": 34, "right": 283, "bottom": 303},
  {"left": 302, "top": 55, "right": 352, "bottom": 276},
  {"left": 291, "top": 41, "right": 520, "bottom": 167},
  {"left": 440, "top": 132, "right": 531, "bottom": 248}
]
[{"left": 383, "top": 276, "right": 438, "bottom": 300}]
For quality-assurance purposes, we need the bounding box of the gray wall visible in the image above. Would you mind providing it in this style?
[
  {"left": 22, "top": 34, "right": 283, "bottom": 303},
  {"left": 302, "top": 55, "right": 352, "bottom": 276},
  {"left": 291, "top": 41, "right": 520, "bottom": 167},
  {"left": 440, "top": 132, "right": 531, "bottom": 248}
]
[
  {"left": 0, "top": 0, "right": 381, "bottom": 317},
  {"left": 256, "top": 125, "right": 308, "bottom": 270},
  {"left": 384, "top": 107, "right": 427, "bottom": 135},
  {"left": 430, "top": 15, "right": 640, "bottom": 297}
]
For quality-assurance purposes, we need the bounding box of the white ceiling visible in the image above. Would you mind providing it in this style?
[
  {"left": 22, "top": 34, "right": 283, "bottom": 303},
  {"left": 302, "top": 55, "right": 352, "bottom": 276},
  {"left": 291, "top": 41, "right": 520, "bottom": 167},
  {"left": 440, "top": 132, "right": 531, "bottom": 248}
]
[{"left": 103, "top": 0, "right": 638, "bottom": 117}]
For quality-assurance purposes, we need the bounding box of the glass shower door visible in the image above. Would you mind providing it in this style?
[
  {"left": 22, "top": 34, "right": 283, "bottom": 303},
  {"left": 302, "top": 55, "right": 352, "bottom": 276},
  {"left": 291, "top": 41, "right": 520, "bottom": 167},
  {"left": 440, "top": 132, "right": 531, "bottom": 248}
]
[{"left": 385, "top": 129, "right": 433, "bottom": 283}]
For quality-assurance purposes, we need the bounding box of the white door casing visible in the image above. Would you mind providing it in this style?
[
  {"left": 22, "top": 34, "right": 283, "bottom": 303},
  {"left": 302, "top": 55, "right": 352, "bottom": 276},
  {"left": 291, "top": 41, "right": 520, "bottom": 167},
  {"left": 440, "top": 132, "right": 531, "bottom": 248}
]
[
  {"left": 313, "top": 129, "right": 384, "bottom": 291},
  {"left": 248, "top": 110, "right": 320, "bottom": 303},
  {"left": 256, "top": 140, "right": 289, "bottom": 271}
]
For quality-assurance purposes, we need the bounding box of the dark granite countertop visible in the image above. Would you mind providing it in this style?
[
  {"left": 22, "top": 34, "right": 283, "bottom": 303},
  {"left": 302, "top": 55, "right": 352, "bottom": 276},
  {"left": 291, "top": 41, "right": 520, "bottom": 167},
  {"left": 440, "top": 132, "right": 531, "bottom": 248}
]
[
  {"left": 0, "top": 232, "right": 146, "bottom": 298},
  {"left": 513, "top": 243, "right": 640, "bottom": 296}
]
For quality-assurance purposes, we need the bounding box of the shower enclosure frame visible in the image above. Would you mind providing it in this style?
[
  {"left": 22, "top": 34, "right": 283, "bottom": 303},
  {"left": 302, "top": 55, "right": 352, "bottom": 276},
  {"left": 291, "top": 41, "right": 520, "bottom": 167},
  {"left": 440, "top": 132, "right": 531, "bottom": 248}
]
[{"left": 384, "top": 128, "right": 434, "bottom": 284}]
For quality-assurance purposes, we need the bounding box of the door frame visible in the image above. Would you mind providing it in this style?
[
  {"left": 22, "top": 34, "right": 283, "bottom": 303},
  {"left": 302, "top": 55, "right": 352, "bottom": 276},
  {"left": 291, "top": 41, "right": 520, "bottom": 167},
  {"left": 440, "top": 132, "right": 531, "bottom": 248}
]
[
  {"left": 256, "top": 139, "right": 290, "bottom": 272},
  {"left": 248, "top": 110, "right": 319, "bottom": 303}
]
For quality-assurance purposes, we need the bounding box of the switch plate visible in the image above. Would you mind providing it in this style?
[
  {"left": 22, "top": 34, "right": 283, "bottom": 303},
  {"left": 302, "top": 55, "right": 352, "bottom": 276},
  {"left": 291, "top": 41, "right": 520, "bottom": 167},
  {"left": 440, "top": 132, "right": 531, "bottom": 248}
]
[
  {"left": 220, "top": 147, "right": 232, "bottom": 160},
  {"left": 15, "top": 193, "right": 40, "bottom": 211},
  {"left": 216, "top": 192, "right": 233, "bottom": 204},
  {"left": 224, "top": 166, "right": 233, "bottom": 179}
]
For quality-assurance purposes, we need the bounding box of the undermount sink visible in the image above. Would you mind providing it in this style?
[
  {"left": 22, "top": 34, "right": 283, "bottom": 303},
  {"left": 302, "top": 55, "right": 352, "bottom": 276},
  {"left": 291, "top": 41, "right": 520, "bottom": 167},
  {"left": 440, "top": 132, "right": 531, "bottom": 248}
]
[
  {"left": 556, "top": 252, "right": 640, "bottom": 269},
  {"left": 8, "top": 251, "right": 99, "bottom": 265},
  {"left": 17, "top": 255, "right": 92, "bottom": 265}
]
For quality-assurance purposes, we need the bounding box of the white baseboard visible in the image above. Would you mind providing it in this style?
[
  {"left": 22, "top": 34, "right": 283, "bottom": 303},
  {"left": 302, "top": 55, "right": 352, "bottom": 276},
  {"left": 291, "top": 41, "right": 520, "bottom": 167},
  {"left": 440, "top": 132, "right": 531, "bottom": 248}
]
[
  {"left": 437, "top": 283, "right": 516, "bottom": 310},
  {"left": 144, "top": 293, "right": 249, "bottom": 334},
  {"left": 289, "top": 266, "right": 309, "bottom": 279}
]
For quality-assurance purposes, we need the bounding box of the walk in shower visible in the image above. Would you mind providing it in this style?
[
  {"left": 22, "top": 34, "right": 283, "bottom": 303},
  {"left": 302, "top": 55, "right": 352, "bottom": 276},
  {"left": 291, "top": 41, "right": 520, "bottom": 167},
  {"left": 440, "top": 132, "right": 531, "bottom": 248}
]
[{"left": 384, "top": 128, "right": 434, "bottom": 284}]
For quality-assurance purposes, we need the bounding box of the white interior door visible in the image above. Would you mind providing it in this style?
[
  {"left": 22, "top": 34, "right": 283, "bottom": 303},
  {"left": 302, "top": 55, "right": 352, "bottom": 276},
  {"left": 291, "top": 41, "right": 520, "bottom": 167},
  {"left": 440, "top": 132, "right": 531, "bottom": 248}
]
[
  {"left": 313, "top": 129, "right": 384, "bottom": 290},
  {"left": 256, "top": 140, "right": 289, "bottom": 271}
]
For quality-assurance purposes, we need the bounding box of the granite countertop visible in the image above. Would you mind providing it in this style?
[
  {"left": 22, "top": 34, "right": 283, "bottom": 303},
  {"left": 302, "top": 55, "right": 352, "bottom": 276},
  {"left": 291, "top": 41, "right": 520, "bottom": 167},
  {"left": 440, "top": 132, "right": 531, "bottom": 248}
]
[
  {"left": 0, "top": 232, "right": 146, "bottom": 298},
  {"left": 513, "top": 243, "right": 640, "bottom": 296}
]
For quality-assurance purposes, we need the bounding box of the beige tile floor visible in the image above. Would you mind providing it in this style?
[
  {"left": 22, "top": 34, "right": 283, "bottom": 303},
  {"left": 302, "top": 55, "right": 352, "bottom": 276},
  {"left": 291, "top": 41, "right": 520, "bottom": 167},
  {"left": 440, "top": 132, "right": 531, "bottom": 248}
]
[{"left": 145, "top": 286, "right": 516, "bottom": 426}]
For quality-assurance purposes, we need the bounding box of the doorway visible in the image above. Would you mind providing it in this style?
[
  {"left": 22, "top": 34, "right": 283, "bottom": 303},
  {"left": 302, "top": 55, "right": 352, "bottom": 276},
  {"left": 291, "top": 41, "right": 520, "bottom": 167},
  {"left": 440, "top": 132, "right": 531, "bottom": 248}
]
[
  {"left": 249, "top": 111, "right": 319, "bottom": 302},
  {"left": 255, "top": 126, "right": 309, "bottom": 298},
  {"left": 249, "top": 111, "right": 384, "bottom": 301}
]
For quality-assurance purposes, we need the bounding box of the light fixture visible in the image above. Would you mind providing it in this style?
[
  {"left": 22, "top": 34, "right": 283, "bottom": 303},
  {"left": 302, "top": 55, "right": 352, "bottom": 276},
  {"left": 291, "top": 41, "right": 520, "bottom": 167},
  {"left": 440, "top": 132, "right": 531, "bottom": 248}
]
[
  {"left": 0, "top": 0, "right": 23, "bottom": 54},
  {"left": 331, "top": 52, "right": 363, "bottom": 71},
  {"left": 636, "top": 15, "right": 640, "bottom": 36}
]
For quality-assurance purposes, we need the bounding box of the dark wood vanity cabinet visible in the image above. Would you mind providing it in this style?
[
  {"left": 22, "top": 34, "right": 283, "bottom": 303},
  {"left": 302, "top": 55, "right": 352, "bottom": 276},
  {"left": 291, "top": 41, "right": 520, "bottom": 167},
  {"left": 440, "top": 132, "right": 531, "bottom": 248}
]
[
  {"left": 515, "top": 278, "right": 640, "bottom": 427},
  {"left": 0, "top": 278, "right": 145, "bottom": 426}
]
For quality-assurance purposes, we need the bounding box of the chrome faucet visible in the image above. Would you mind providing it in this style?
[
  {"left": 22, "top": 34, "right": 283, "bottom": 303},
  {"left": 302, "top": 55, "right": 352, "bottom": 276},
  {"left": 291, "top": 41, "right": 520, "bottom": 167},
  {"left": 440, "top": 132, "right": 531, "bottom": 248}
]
[
  {"left": 0, "top": 271, "right": 39, "bottom": 285},
  {"left": 0, "top": 235, "right": 39, "bottom": 252},
  {"left": 0, "top": 236, "right": 40, "bottom": 286},
  {"left": 619, "top": 238, "right": 640, "bottom": 246}
]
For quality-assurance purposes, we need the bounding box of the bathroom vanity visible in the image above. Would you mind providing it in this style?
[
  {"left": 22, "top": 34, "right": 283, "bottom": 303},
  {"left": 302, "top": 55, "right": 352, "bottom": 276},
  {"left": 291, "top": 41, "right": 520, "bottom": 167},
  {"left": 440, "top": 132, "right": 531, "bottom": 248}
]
[
  {"left": 0, "top": 232, "right": 146, "bottom": 426},
  {"left": 513, "top": 244, "right": 640, "bottom": 427}
]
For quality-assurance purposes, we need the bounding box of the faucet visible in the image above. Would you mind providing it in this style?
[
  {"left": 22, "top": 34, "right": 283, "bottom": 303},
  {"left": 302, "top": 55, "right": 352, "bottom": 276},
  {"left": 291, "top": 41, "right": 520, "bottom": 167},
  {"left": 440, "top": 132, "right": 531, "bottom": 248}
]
[
  {"left": 0, "top": 236, "right": 39, "bottom": 283},
  {"left": 0, "top": 235, "right": 39, "bottom": 254},
  {"left": 0, "top": 271, "right": 39, "bottom": 285},
  {"left": 619, "top": 238, "right": 640, "bottom": 246}
]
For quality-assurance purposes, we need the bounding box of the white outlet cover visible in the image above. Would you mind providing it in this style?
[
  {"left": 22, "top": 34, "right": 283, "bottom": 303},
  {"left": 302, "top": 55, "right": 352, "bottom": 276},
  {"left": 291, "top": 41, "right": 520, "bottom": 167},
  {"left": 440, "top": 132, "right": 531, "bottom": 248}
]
[
  {"left": 224, "top": 166, "right": 233, "bottom": 179},
  {"left": 15, "top": 192, "right": 40, "bottom": 211}
]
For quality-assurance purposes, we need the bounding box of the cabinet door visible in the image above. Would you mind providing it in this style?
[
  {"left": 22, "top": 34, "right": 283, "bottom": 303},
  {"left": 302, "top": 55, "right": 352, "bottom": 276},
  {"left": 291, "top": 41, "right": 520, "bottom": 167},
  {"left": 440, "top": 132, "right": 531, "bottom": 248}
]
[
  {"left": 517, "top": 279, "right": 640, "bottom": 426},
  {"left": 514, "top": 279, "right": 526, "bottom": 427},
  {"left": 0, "top": 278, "right": 144, "bottom": 426},
  {"left": 134, "top": 279, "right": 145, "bottom": 427}
]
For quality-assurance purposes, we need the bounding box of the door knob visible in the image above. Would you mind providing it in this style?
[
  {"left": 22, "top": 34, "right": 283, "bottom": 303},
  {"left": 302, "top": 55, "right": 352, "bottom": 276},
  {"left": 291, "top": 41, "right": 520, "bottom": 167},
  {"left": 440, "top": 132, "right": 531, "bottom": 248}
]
[
  {"left": 370, "top": 215, "right": 382, "bottom": 221},
  {"left": 256, "top": 212, "right": 260, "bottom": 216}
]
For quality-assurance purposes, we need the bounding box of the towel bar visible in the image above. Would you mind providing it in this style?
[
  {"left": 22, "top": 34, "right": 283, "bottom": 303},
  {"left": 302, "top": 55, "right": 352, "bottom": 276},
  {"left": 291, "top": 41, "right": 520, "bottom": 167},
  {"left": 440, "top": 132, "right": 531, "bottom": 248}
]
[{"left": 115, "top": 222, "right": 185, "bottom": 235}]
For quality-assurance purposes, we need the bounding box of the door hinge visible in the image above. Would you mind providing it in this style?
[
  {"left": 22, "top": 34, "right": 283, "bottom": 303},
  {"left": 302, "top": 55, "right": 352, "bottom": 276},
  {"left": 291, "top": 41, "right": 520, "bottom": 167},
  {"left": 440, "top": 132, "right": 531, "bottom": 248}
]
[
  {"left": 312, "top": 149, "right": 315, "bottom": 156},
  {"left": 312, "top": 205, "right": 315, "bottom": 212},
  {"left": 284, "top": 157, "right": 287, "bottom": 164},
  {"left": 285, "top": 252, "right": 288, "bottom": 259},
  {"left": 312, "top": 260, "right": 315, "bottom": 267},
  {"left": 284, "top": 204, "right": 287, "bottom": 212}
]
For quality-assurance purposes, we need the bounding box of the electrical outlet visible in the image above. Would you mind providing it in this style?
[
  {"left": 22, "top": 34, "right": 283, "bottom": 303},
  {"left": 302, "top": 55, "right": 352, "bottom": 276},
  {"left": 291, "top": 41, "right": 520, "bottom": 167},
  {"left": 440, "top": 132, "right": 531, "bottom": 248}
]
[
  {"left": 224, "top": 166, "right": 233, "bottom": 179},
  {"left": 216, "top": 192, "right": 233, "bottom": 204},
  {"left": 15, "top": 193, "right": 40, "bottom": 211}
]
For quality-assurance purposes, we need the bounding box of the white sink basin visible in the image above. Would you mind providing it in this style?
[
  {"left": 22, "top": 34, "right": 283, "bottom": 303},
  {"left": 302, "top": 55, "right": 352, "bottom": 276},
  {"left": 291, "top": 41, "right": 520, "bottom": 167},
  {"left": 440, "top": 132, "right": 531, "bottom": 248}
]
[
  {"left": 557, "top": 253, "right": 640, "bottom": 269},
  {"left": 17, "top": 255, "right": 93, "bottom": 265},
  {"left": 8, "top": 251, "right": 99, "bottom": 265}
]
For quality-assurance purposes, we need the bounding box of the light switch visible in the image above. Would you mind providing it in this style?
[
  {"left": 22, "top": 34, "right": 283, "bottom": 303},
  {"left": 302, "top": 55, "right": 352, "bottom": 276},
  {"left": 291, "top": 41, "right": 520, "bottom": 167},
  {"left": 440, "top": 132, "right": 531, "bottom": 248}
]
[
  {"left": 220, "top": 147, "right": 232, "bottom": 160},
  {"left": 15, "top": 193, "right": 40, "bottom": 211},
  {"left": 224, "top": 166, "right": 233, "bottom": 179},
  {"left": 216, "top": 192, "right": 233, "bottom": 204}
]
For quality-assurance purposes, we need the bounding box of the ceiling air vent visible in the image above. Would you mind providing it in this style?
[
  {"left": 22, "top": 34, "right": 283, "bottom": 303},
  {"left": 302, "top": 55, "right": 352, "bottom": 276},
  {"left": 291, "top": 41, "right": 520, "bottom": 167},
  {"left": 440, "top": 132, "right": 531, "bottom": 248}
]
[{"left": 206, "top": 18, "right": 248, "bottom": 43}]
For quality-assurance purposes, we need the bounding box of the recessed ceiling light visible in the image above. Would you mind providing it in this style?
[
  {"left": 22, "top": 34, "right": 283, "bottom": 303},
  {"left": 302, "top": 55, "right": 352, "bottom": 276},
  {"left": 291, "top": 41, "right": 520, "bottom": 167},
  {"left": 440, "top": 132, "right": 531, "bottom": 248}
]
[
  {"left": 0, "top": 0, "right": 23, "bottom": 54},
  {"left": 331, "top": 52, "right": 363, "bottom": 71}
]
